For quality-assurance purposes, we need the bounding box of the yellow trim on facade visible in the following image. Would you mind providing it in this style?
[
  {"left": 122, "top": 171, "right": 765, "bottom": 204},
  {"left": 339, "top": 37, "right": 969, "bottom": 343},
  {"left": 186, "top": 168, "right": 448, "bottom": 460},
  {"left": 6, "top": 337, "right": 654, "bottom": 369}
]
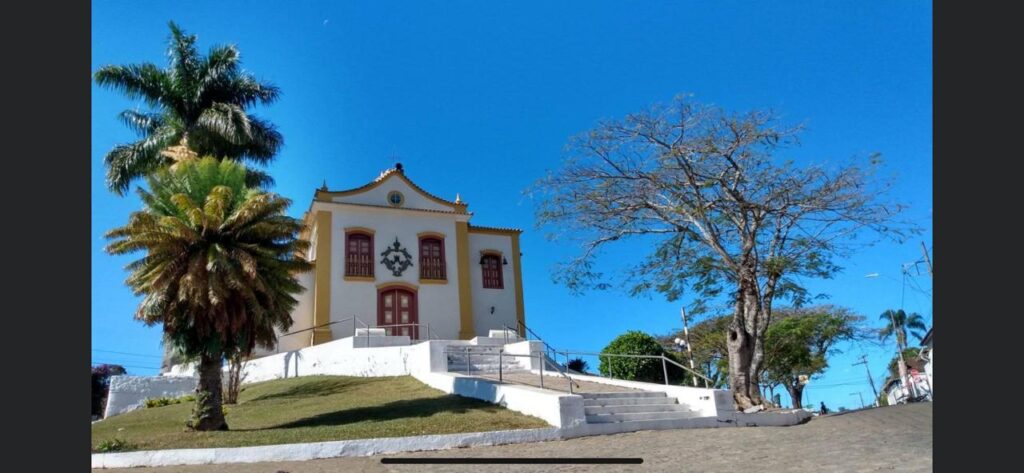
[
  {"left": 511, "top": 233, "right": 526, "bottom": 332},
  {"left": 343, "top": 226, "right": 376, "bottom": 235},
  {"left": 419, "top": 278, "right": 448, "bottom": 285},
  {"left": 416, "top": 231, "right": 447, "bottom": 240},
  {"left": 343, "top": 275, "right": 376, "bottom": 282},
  {"left": 467, "top": 227, "right": 521, "bottom": 236},
  {"left": 311, "top": 210, "right": 333, "bottom": 346},
  {"left": 455, "top": 221, "right": 474, "bottom": 339},
  {"left": 375, "top": 281, "right": 420, "bottom": 292}
]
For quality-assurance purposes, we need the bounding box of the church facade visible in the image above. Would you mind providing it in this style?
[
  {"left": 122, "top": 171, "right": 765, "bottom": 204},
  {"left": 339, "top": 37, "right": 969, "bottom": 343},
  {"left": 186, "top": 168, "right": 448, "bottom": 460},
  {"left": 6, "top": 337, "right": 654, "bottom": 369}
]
[{"left": 277, "top": 164, "right": 526, "bottom": 352}]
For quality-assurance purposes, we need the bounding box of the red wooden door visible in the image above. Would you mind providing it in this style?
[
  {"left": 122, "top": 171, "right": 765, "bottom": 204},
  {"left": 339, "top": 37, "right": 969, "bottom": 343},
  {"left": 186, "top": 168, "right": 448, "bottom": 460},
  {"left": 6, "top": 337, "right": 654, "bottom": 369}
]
[{"left": 378, "top": 287, "right": 418, "bottom": 339}]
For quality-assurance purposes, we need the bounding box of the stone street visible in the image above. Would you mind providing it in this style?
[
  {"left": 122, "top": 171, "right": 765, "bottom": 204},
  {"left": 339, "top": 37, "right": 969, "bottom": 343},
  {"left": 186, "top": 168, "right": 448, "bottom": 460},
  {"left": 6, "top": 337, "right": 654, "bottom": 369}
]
[{"left": 102, "top": 402, "right": 932, "bottom": 472}]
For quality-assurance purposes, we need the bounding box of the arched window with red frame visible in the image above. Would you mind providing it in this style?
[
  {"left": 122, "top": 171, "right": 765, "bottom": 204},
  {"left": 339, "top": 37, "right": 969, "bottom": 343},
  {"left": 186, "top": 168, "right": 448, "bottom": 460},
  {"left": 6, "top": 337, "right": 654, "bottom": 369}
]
[
  {"left": 345, "top": 232, "right": 374, "bottom": 277},
  {"left": 419, "top": 237, "right": 446, "bottom": 280},
  {"left": 481, "top": 253, "right": 503, "bottom": 289}
]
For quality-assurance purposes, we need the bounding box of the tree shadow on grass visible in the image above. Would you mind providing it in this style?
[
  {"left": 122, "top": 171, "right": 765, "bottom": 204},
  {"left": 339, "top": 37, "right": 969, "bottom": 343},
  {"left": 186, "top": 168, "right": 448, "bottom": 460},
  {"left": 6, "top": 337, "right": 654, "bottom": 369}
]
[
  {"left": 245, "top": 377, "right": 393, "bottom": 403},
  {"left": 242, "top": 395, "right": 498, "bottom": 431}
]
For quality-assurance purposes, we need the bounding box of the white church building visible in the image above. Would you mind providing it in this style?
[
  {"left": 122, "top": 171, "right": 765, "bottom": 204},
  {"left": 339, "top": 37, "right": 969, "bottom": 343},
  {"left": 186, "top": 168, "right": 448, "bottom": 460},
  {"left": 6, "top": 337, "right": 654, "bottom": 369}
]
[
  {"left": 110, "top": 164, "right": 813, "bottom": 435},
  {"left": 275, "top": 163, "right": 526, "bottom": 353}
]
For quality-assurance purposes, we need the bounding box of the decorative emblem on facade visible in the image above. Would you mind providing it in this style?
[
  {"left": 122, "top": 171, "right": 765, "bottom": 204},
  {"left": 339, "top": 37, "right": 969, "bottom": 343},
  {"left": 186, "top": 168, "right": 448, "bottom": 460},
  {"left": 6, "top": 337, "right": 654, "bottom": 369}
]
[{"left": 380, "top": 237, "right": 414, "bottom": 276}]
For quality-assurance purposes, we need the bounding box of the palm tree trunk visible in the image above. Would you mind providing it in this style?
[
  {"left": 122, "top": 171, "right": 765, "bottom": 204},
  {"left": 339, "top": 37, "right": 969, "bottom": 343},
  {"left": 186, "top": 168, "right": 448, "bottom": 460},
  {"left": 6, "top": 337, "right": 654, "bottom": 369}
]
[{"left": 190, "top": 353, "right": 228, "bottom": 431}]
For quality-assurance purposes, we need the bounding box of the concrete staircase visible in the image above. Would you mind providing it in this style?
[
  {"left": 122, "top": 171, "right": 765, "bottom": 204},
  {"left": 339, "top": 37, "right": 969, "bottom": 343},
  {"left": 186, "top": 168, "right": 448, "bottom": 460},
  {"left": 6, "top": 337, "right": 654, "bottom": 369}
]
[
  {"left": 582, "top": 391, "right": 702, "bottom": 426},
  {"left": 446, "top": 346, "right": 525, "bottom": 373}
]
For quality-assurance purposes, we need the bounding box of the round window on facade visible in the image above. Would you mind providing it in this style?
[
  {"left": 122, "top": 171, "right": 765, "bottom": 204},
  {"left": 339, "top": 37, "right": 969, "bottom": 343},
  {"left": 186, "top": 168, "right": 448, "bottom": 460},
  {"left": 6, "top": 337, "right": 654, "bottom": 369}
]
[{"left": 387, "top": 191, "right": 404, "bottom": 207}]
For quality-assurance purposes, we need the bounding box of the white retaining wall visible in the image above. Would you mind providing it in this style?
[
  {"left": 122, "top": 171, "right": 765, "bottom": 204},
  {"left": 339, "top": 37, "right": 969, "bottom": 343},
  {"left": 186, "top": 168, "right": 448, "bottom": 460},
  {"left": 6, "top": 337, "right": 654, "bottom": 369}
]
[
  {"left": 92, "top": 427, "right": 563, "bottom": 469},
  {"left": 165, "top": 336, "right": 464, "bottom": 384},
  {"left": 413, "top": 371, "right": 585, "bottom": 428},
  {"left": 104, "top": 375, "right": 198, "bottom": 418}
]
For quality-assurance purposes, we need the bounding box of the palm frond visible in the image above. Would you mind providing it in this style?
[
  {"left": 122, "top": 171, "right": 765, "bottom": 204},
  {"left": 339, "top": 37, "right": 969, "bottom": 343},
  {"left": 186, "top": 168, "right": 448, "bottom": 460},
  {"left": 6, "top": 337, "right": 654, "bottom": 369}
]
[
  {"left": 118, "top": 110, "right": 167, "bottom": 136},
  {"left": 95, "top": 64, "right": 172, "bottom": 108},
  {"left": 103, "top": 130, "right": 179, "bottom": 194}
]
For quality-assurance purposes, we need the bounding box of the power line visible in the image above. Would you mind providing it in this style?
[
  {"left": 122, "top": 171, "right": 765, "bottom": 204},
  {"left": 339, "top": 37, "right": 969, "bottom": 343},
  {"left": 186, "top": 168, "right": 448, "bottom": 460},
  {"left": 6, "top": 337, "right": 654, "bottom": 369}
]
[
  {"left": 92, "top": 349, "right": 163, "bottom": 359},
  {"left": 91, "top": 361, "right": 160, "bottom": 370}
]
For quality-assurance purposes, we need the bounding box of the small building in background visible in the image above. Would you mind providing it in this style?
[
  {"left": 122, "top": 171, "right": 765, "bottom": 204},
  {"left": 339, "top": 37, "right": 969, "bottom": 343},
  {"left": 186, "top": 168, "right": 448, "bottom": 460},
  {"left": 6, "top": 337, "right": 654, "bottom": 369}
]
[{"left": 918, "top": 328, "right": 933, "bottom": 396}]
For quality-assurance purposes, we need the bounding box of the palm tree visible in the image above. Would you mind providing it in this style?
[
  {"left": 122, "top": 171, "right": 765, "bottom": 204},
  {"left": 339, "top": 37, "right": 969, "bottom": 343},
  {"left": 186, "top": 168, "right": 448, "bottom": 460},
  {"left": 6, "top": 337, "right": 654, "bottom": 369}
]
[
  {"left": 94, "top": 22, "right": 282, "bottom": 195},
  {"left": 878, "top": 309, "right": 928, "bottom": 348},
  {"left": 106, "top": 158, "right": 312, "bottom": 431}
]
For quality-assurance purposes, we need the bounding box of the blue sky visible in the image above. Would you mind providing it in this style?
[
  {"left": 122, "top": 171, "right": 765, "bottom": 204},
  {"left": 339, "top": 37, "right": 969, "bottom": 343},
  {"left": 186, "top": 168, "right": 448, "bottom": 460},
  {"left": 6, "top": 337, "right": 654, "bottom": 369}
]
[{"left": 92, "top": 1, "right": 932, "bottom": 410}]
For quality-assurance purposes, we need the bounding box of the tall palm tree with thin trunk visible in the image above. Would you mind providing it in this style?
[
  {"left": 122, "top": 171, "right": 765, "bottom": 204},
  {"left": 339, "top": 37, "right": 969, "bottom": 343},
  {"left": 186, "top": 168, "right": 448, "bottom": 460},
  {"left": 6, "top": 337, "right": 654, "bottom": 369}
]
[
  {"left": 95, "top": 22, "right": 282, "bottom": 195},
  {"left": 106, "top": 158, "right": 312, "bottom": 431},
  {"left": 878, "top": 309, "right": 928, "bottom": 348}
]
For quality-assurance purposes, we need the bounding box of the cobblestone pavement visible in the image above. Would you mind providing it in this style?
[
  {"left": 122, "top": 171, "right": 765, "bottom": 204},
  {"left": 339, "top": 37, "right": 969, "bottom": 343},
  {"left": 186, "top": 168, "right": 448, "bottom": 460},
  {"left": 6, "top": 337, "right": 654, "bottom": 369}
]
[{"left": 96, "top": 403, "right": 932, "bottom": 473}]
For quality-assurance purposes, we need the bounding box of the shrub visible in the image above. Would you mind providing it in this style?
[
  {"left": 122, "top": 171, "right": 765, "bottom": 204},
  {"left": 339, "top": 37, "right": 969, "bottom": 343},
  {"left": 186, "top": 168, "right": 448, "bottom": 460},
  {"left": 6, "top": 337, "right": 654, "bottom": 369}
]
[
  {"left": 95, "top": 438, "right": 136, "bottom": 453},
  {"left": 223, "top": 353, "right": 248, "bottom": 404},
  {"left": 567, "top": 357, "right": 589, "bottom": 373},
  {"left": 144, "top": 394, "right": 195, "bottom": 408},
  {"left": 598, "top": 331, "right": 668, "bottom": 383}
]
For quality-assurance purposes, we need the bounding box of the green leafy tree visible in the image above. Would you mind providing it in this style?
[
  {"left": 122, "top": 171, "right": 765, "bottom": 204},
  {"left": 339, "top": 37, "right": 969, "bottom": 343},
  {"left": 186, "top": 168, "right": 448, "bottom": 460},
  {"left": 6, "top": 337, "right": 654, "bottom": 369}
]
[
  {"left": 533, "top": 95, "right": 912, "bottom": 408},
  {"left": 94, "top": 22, "right": 282, "bottom": 194},
  {"left": 105, "top": 158, "right": 312, "bottom": 431},
  {"left": 599, "top": 331, "right": 670, "bottom": 383},
  {"left": 760, "top": 306, "right": 865, "bottom": 408}
]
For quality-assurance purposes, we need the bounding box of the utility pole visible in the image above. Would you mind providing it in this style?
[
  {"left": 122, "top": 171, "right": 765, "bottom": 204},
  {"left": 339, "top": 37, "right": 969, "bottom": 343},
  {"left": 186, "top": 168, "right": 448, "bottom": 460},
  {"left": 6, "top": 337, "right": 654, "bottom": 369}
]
[
  {"left": 920, "top": 242, "right": 933, "bottom": 277},
  {"left": 853, "top": 355, "right": 879, "bottom": 404},
  {"left": 850, "top": 392, "right": 865, "bottom": 409},
  {"left": 680, "top": 307, "right": 698, "bottom": 387}
]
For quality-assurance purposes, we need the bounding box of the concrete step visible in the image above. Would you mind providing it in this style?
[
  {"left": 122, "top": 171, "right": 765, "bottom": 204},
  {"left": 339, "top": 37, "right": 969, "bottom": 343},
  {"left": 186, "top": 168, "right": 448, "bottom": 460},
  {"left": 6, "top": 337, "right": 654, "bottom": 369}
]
[
  {"left": 577, "top": 416, "right": 721, "bottom": 434},
  {"left": 446, "top": 358, "right": 522, "bottom": 365},
  {"left": 447, "top": 362, "right": 524, "bottom": 371},
  {"left": 585, "top": 411, "right": 702, "bottom": 423},
  {"left": 584, "top": 397, "right": 678, "bottom": 407},
  {"left": 446, "top": 357, "right": 517, "bottom": 364},
  {"left": 579, "top": 391, "right": 667, "bottom": 400},
  {"left": 584, "top": 403, "right": 693, "bottom": 415},
  {"left": 447, "top": 346, "right": 503, "bottom": 353},
  {"left": 448, "top": 366, "right": 524, "bottom": 372}
]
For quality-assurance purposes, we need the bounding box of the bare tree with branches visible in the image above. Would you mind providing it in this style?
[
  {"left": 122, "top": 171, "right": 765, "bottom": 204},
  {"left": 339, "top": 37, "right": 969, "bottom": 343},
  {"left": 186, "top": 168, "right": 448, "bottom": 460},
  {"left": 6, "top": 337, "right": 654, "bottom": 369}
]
[{"left": 532, "top": 95, "right": 914, "bottom": 409}]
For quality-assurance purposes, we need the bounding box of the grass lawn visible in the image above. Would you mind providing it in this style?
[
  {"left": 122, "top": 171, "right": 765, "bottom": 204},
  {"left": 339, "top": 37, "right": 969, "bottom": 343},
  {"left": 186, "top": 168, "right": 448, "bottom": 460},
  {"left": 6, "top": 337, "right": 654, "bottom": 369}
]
[{"left": 91, "top": 375, "right": 549, "bottom": 452}]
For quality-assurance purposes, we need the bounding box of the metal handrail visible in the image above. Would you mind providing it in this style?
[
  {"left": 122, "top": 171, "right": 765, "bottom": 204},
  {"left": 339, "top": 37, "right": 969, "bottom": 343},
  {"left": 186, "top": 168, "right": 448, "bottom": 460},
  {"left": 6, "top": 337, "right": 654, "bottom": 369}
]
[
  {"left": 661, "top": 354, "right": 712, "bottom": 388},
  {"left": 442, "top": 347, "right": 579, "bottom": 394},
  {"left": 373, "top": 322, "right": 439, "bottom": 341},
  {"left": 560, "top": 349, "right": 713, "bottom": 387},
  {"left": 276, "top": 317, "right": 364, "bottom": 353},
  {"left": 506, "top": 322, "right": 562, "bottom": 364}
]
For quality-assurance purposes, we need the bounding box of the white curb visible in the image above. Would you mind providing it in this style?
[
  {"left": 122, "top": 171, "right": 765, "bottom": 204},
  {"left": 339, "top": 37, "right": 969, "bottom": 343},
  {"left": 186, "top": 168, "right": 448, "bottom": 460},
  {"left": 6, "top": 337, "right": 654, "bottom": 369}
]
[{"left": 91, "top": 427, "right": 564, "bottom": 469}]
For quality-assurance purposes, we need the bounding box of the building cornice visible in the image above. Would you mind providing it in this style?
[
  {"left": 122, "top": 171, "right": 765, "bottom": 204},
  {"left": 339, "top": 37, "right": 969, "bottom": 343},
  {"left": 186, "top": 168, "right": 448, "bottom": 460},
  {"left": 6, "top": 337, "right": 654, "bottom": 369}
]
[{"left": 315, "top": 167, "right": 470, "bottom": 214}]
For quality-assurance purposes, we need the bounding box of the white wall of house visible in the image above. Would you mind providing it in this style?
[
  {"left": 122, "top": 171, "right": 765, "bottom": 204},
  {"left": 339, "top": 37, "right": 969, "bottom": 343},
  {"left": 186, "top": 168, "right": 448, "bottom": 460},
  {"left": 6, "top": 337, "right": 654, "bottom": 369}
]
[
  {"left": 467, "top": 232, "right": 519, "bottom": 334},
  {"left": 925, "top": 348, "right": 933, "bottom": 392},
  {"left": 270, "top": 270, "right": 316, "bottom": 354}
]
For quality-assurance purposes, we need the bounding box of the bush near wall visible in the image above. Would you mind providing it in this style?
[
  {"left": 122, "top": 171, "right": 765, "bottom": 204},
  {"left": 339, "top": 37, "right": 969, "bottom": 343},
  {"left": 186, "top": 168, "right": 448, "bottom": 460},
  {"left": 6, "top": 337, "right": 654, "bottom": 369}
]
[{"left": 598, "top": 331, "right": 671, "bottom": 383}]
